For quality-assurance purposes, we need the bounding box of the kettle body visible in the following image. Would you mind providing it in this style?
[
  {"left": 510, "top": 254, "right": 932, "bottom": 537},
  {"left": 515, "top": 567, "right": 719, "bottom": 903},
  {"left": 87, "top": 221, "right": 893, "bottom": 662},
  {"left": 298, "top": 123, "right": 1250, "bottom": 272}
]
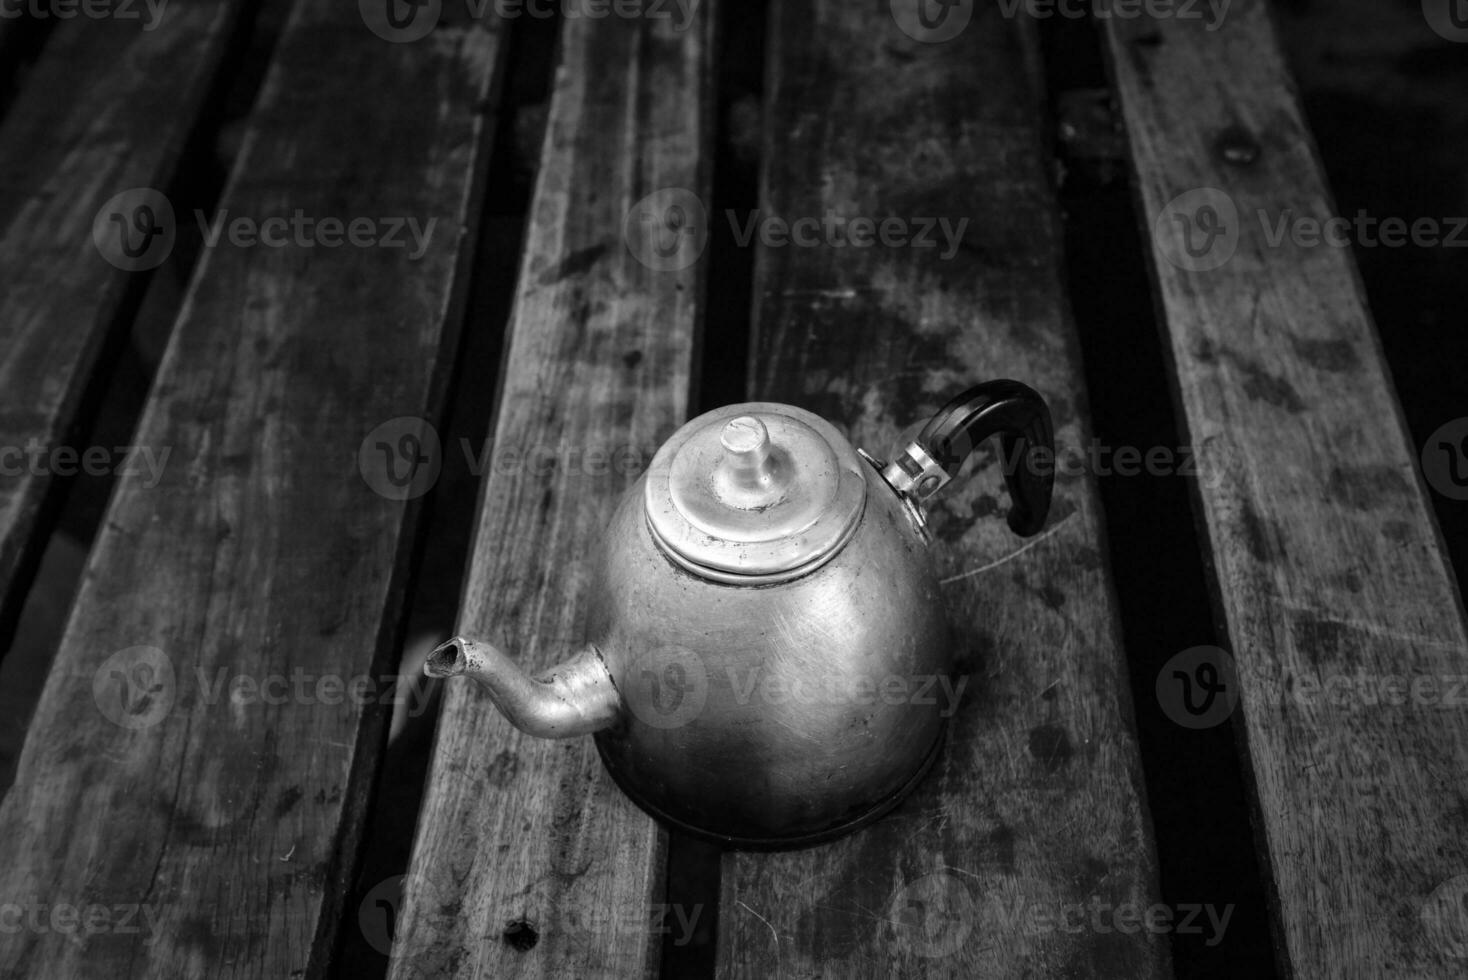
[{"left": 587, "top": 448, "right": 952, "bottom": 847}]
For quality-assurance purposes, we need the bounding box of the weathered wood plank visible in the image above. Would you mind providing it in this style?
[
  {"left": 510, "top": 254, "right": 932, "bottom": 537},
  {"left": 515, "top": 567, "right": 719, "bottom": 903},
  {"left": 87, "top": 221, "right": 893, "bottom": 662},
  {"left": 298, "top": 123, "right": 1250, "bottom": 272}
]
[
  {"left": 0, "top": 2, "right": 505, "bottom": 976},
  {"left": 0, "top": 0, "right": 246, "bottom": 636},
  {"left": 1104, "top": 3, "right": 1468, "bottom": 976},
  {"left": 717, "top": 4, "right": 1169, "bottom": 978},
  {"left": 387, "top": 8, "right": 714, "bottom": 980}
]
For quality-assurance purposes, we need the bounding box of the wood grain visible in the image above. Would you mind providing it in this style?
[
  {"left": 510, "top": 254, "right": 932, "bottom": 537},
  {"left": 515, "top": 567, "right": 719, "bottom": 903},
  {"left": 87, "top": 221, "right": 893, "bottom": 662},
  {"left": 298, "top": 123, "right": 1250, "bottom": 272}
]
[
  {"left": 0, "top": 2, "right": 505, "bottom": 976},
  {"left": 0, "top": 0, "right": 246, "bottom": 635},
  {"left": 386, "top": 9, "right": 714, "bottom": 980},
  {"left": 1104, "top": 2, "right": 1468, "bottom": 976},
  {"left": 716, "top": 3, "right": 1169, "bottom": 978}
]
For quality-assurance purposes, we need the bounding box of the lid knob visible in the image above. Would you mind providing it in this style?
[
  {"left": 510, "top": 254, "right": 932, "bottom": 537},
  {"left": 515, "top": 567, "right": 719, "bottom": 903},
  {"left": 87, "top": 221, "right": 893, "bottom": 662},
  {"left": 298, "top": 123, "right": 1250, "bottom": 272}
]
[{"left": 719, "top": 416, "right": 777, "bottom": 492}]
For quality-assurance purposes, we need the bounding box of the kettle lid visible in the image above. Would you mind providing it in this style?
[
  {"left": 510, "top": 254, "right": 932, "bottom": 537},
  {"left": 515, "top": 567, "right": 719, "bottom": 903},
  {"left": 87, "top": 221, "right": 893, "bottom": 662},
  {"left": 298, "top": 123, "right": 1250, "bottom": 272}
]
[{"left": 643, "top": 402, "right": 868, "bottom": 583}]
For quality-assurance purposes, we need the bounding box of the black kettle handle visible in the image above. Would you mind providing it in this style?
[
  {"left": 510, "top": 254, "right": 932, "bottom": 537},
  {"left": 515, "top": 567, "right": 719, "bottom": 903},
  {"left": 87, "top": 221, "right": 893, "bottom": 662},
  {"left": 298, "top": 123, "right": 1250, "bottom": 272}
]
[{"left": 880, "top": 380, "right": 1054, "bottom": 537}]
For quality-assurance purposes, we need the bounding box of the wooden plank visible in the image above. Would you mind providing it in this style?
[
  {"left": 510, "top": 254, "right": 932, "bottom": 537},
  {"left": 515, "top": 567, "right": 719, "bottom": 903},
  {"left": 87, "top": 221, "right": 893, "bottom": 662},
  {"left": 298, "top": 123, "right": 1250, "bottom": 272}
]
[
  {"left": 0, "top": 3, "right": 505, "bottom": 977},
  {"left": 387, "top": 8, "right": 714, "bottom": 980},
  {"left": 717, "top": 4, "right": 1169, "bottom": 978},
  {"left": 0, "top": 0, "right": 247, "bottom": 635},
  {"left": 1103, "top": 3, "right": 1468, "bottom": 976}
]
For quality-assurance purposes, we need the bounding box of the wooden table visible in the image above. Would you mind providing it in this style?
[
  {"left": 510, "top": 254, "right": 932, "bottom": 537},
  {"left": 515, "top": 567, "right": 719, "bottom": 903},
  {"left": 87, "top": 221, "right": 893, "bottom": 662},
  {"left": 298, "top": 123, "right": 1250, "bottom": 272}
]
[{"left": 0, "top": 1, "right": 1464, "bottom": 977}]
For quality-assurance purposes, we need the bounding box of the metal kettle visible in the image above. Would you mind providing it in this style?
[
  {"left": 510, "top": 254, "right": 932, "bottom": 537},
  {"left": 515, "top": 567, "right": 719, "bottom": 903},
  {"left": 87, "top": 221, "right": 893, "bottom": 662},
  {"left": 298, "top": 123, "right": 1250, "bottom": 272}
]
[{"left": 426, "top": 381, "right": 1054, "bottom": 848}]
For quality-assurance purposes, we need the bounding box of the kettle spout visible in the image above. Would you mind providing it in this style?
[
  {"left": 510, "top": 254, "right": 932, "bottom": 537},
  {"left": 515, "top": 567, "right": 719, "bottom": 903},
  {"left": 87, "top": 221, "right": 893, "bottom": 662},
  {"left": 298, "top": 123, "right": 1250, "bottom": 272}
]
[{"left": 424, "top": 636, "right": 622, "bottom": 738}]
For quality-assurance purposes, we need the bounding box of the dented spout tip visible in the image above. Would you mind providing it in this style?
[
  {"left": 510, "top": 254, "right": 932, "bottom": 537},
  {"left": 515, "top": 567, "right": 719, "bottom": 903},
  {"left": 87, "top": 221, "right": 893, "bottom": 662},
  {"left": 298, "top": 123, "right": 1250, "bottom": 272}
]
[{"left": 425, "top": 638, "right": 468, "bottom": 678}]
